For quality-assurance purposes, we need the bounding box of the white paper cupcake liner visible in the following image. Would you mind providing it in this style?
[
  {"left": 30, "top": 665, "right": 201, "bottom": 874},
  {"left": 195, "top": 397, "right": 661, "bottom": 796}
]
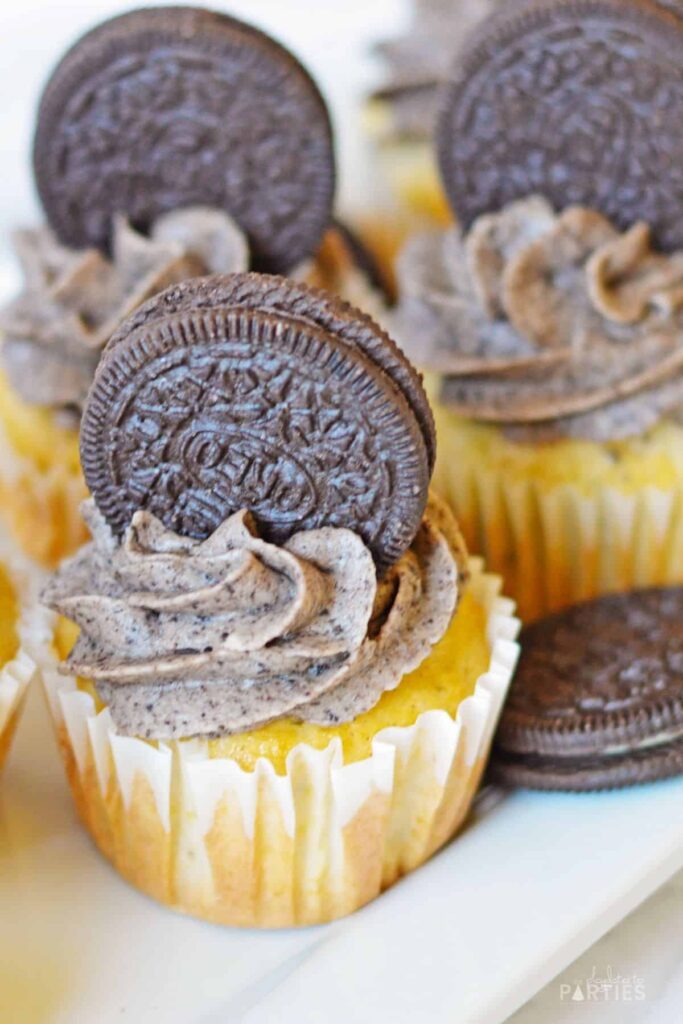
[
  {"left": 437, "top": 456, "right": 683, "bottom": 622},
  {"left": 35, "top": 560, "right": 519, "bottom": 927}
]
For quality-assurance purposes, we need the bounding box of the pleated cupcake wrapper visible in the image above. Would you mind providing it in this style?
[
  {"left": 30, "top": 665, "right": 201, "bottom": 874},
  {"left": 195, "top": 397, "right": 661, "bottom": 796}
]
[
  {"left": 0, "top": 541, "right": 50, "bottom": 770},
  {"left": 436, "top": 454, "right": 683, "bottom": 622},
  {"left": 36, "top": 561, "right": 519, "bottom": 927},
  {"left": 0, "top": 414, "right": 91, "bottom": 569}
]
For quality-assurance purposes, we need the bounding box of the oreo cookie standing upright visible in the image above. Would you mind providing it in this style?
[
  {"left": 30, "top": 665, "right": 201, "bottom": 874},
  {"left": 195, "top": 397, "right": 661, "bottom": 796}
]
[
  {"left": 33, "top": 5, "right": 336, "bottom": 272},
  {"left": 436, "top": 0, "right": 683, "bottom": 247},
  {"left": 82, "top": 273, "right": 432, "bottom": 569}
]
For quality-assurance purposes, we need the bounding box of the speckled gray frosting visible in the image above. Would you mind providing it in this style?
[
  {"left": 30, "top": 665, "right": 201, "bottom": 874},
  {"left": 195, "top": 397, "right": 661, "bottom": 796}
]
[
  {"left": 371, "top": 0, "right": 500, "bottom": 141},
  {"left": 393, "top": 197, "right": 683, "bottom": 442},
  {"left": 0, "top": 207, "right": 248, "bottom": 416},
  {"left": 42, "top": 495, "right": 466, "bottom": 739}
]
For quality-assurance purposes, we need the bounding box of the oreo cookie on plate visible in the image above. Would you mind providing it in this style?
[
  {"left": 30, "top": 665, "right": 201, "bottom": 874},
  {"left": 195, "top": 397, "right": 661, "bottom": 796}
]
[{"left": 491, "top": 588, "right": 683, "bottom": 791}]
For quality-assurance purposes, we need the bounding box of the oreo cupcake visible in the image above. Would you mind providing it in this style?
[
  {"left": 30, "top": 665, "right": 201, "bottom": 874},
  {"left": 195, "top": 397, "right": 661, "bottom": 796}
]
[
  {"left": 0, "top": 538, "right": 48, "bottom": 770},
  {"left": 366, "top": 0, "right": 500, "bottom": 224},
  {"left": 393, "top": 0, "right": 683, "bottom": 621},
  {"left": 0, "top": 6, "right": 386, "bottom": 568},
  {"left": 38, "top": 275, "right": 519, "bottom": 927}
]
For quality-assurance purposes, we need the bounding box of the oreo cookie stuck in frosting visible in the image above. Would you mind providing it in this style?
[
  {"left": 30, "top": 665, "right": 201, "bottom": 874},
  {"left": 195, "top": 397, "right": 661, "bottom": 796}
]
[
  {"left": 81, "top": 273, "right": 433, "bottom": 570},
  {"left": 45, "top": 280, "right": 467, "bottom": 739},
  {"left": 33, "top": 6, "right": 336, "bottom": 273},
  {"left": 436, "top": 0, "right": 683, "bottom": 251}
]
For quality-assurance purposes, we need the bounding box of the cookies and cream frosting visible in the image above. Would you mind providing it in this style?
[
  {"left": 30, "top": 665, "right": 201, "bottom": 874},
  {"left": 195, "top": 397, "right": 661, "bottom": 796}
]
[
  {"left": 0, "top": 207, "right": 248, "bottom": 416},
  {"left": 42, "top": 495, "right": 465, "bottom": 739},
  {"left": 394, "top": 196, "right": 683, "bottom": 441}
]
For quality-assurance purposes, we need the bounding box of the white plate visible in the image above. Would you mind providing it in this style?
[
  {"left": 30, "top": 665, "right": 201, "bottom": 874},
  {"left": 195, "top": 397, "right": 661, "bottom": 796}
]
[{"left": 2, "top": 684, "right": 682, "bottom": 1024}]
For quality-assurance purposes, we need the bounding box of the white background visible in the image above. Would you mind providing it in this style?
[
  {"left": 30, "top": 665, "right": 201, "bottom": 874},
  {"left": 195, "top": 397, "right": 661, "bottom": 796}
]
[{"left": 1, "top": 3, "right": 682, "bottom": 1022}]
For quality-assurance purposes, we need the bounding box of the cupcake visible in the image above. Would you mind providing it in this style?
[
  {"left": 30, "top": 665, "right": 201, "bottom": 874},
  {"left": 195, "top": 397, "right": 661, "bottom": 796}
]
[
  {"left": 392, "top": 0, "right": 683, "bottom": 622},
  {"left": 39, "top": 274, "right": 519, "bottom": 927},
  {"left": 0, "top": 537, "right": 48, "bottom": 771},
  {"left": 366, "top": 0, "right": 500, "bottom": 224},
  {"left": 0, "top": 6, "right": 387, "bottom": 569}
]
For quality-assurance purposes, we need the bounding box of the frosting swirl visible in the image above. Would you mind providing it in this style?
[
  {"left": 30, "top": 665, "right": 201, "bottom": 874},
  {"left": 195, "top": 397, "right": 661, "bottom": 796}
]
[
  {"left": 42, "top": 496, "right": 465, "bottom": 738},
  {"left": 0, "top": 207, "right": 248, "bottom": 416},
  {"left": 393, "top": 197, "right": 683, "bottom": 441}
]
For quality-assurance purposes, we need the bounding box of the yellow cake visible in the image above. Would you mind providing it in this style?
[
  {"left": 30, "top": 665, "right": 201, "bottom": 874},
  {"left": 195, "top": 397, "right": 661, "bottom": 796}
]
[{"left": 0, "top": 369, "right": 88, "bottom": 568}]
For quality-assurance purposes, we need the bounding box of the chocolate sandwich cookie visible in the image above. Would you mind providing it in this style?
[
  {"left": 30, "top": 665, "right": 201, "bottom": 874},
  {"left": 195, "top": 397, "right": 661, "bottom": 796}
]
[
  {"left": 491, "top": 588, "right": 683, "bottom": 791},
  {"left": 33, "top": 6, "right": 335, "bottom": 273},
  {"left": 104, "top": 273, "right": 435, "bottom": 471},
  {"left": 436, "top": 0, "right": 683, "bottom": 250},
  {"left": 81, "top": 273, "right": 431, "bottom": 569}
]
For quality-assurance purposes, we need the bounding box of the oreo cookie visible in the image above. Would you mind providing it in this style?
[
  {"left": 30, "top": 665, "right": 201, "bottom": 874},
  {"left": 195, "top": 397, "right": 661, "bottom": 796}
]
[
  {"left": 491, "top": 588, "right": 683, "bottom": 791},
  {"left": 437, "top": 0, "right": 683, "bottom": 250},
  {"left": 33, "top": 6, "right": 335, "bottom": 273},
  {"left": 81, "top": 273, "right": 433, "bottom": 569}
]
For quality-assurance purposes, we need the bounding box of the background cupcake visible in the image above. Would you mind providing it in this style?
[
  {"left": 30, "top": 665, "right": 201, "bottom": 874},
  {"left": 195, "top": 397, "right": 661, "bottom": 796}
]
[
  {"left": 0, "top": 6, "right": 387, "bottom": 568},
  {"left": 393, "top": 0, "right": 683, "bottom": 621},
  {"left": 39, "top": 273, "right": 519, "bottom": 927},
  {"left": 366, "top": 0, "right": 500, "bottom": 225},
  {"left": 0, "top": 534, "right": 48, "bottom": 770}
]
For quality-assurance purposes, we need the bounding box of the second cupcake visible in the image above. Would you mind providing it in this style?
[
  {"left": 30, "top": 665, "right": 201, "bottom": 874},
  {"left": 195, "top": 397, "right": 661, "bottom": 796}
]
[{"left": 393, "top": 0, "right": 683, "bottom": 621}]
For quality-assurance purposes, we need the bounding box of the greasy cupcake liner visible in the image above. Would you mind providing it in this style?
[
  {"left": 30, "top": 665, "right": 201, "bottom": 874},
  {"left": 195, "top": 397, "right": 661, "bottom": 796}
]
[
  {"left": 37, "top": 561, "right": 519, "bottom": 928},
  {"left": 0, "top": 417, "right": 89, "bottom": 569},
  {"left": 0, "top": 543, "right": 47, "bottom": 771},
  {"left": 434, "top": 436, "right": 683, "bottom": 623}
]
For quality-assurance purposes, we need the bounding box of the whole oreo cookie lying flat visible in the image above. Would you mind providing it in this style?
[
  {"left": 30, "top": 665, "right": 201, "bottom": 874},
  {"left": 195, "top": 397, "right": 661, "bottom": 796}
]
[
  {"left": 81, "top": 273, "right": 432, "bottom": 569},
  {"left": 437, "top": 0, "right": 683, "bottom": 251},
  {"left": 33, "top": 6, "right": 335, "bottom": 273},
  {"left": 491, "top": 588, "right": 683, "bottom": 791}
]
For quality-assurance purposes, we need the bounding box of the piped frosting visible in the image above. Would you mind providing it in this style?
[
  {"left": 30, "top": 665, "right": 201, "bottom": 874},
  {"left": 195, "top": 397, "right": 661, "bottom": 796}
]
[
  {"left": 43, "top": 495, "right": 466, "bottom": 738},
  {"left": 0, "top": 208, "right": 247, "bottom": 414},
  {"left": 394, "top": 197, "right": 683, "bottom": 441}
]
